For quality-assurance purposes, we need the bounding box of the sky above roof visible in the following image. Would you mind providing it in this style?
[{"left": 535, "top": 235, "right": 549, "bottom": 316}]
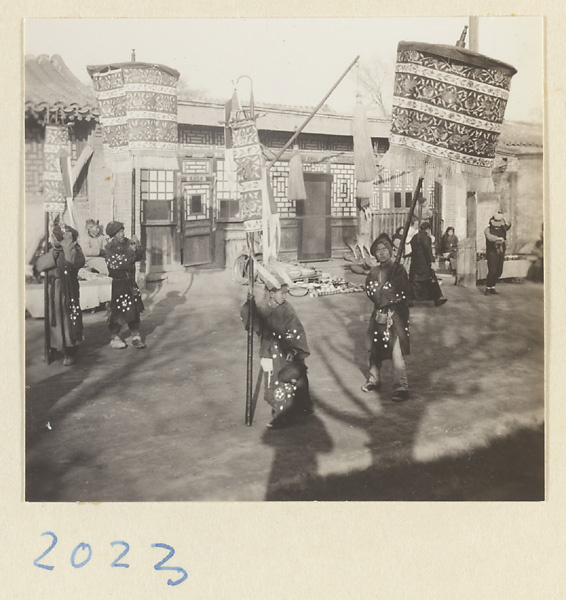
[{"left": 25, "top": 17, "right": 543, "bottom": 123}]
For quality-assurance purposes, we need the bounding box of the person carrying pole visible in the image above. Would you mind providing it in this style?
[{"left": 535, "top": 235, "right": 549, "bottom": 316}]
[
  {"left": 35, "top": 221, "right": 85, "bottom": 366},
  {"left": 241, "top": 274, "right": 313, "bottom": 429}
]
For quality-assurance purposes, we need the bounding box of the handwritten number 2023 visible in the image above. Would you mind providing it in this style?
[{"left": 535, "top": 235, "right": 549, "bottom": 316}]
[{"left": 33, "top": 533, "right": 187, "bottom": 586}]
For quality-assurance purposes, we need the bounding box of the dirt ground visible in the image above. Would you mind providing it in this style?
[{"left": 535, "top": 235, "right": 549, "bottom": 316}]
[{"left": 25, "top": 262, "right": 545, "bottom": 501}]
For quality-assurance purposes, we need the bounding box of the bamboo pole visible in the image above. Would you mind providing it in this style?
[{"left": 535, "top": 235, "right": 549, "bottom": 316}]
[
  {"left": 245, "top": 232, "right": 255, "bottom": 426},
  {"left": 391, "top": 176, "right": 424, "bottom": 277},
  {"left": 266, "top": 55, "right": 360, "bottom": 170},
  {"left": 43, "top": 213, "right": 51, "bottom": 364}
]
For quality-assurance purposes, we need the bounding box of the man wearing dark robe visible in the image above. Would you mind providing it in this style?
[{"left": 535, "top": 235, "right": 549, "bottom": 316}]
[
  {"left": 409, "top": 222, "right": 447, "bottom": 307},
  {"left": 241, "top": 275, "right": 313, "bottom": 429}
]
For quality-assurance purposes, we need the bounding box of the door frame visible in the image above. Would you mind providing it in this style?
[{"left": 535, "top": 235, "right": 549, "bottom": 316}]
[
  {"left": 297, "top": 171, "right": 333, "bottom": 261},
  {"left": 181, "top": 180, "right": 215, "bottom": 266}
]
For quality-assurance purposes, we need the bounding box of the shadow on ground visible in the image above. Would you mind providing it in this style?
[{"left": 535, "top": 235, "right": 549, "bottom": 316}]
[{"left": 264, "top": 424, "right": 544, "bottom": 501}]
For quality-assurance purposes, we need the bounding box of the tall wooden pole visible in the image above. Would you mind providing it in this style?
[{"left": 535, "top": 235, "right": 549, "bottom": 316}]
[
  {"left": 245, "top": 232, "right": 255, "bottom": 426},
  {"left": 266, "top": 55, "right": 360, "bottom": 170},
  {"left": 458, "top": 17, "right": 480, "bottom": 288},
  {"left": 43, "top": 213, "right": 51, "bottom": 364},
  {"left": 392, "top": 177, "right": 424, "bottom": 275}
]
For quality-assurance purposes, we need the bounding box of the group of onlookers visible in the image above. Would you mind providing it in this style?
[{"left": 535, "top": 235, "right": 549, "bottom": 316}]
[{"left": 35, "top": 218, "right": 146, "bottom": 366}]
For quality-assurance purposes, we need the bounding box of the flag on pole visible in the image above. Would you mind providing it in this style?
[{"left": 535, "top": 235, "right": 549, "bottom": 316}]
[{"left": 352, "top": 98, "right": 376, "bottom": 202}]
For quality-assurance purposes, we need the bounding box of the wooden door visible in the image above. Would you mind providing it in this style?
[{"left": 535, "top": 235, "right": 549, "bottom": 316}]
[
  {"left": 182, "top": 182, "right": 213, "bottom": 266},
  {"left": 297, "top": 172, "right": 332, "bottom": 261}
]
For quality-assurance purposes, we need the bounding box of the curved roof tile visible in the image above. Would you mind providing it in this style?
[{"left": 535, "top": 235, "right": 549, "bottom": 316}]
[{"left": 25, "top": 54, "right": 99, "bottom": 123}]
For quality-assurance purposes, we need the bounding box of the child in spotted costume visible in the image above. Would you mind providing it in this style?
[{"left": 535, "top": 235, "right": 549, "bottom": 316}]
[
  {"left": 241, "top": 275, "right": 313, "bottom": 430},
  {"left": 363, "top": 232, "right": 411, "bottom": 402},
  {"left": 35, "top": 223, "right": 85, "bottom": 366},
  {"left": 104, "top": 221, "right": 145, "bottom": 349}
]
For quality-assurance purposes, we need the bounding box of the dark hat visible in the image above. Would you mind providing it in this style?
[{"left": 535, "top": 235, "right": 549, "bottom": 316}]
[
  {"left": 106, "top": 221, "right": 125, "bottom": 238},
  {"left": 370, "top": 233, "right": 393, "bottom": 258},
  {"left": 420, "top": 221, "right": 431, "bottom": 230}
]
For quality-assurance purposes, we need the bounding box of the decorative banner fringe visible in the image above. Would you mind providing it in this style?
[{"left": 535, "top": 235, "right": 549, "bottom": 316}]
[
  {"left": 288, "top": 148, "right": 307, "bottom": 201},
  {"left": 352, "top": 99, "right": 377, "bottom": 183},
  {"left": 381, "top": 145, "right": 495, "bottom": 193}
]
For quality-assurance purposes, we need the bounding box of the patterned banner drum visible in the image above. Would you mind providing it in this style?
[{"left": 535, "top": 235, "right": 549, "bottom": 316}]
[
  {"left": 388, "top": 41, "right": 517, "bottom": 187},
  {"left": 89, "top": 63, "right": 180, "bottom": 156},
  {"left": 229, "top": 117, "right": 267, "bottom": 232},
  {"left": 43, "top": 125, "right": 69, "bottom": 213}
]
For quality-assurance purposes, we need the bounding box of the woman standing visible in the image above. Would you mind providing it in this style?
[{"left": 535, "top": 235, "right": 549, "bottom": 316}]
[
  {"left": 35, "top": 223, "right": 85, "bottom": 366},
  {"left": 362, "top": 233, "right": 411, "bottom": 402},
  {"left": 439, "top": 226, "right": 459, "bottom": 274}
]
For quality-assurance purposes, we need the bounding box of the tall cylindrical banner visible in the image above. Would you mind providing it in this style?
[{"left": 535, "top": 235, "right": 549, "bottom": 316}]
[{"left": 386, "top": 41, "right": 517, "bottom": 190}]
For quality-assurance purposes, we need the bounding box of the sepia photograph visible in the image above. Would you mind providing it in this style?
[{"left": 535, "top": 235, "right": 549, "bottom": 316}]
[{"left": 24, "top": 16, "right": 544, "bottom": 502}]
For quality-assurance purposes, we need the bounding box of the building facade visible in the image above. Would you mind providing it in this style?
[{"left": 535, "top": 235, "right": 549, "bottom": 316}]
[{"left": 25, "top": 56, "right": 543, "bottom": 280}]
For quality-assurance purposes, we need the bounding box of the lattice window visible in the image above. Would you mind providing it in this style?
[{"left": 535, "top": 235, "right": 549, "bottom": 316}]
[{"left": 140, "top": 170, "right": 175, "bottom": 224}]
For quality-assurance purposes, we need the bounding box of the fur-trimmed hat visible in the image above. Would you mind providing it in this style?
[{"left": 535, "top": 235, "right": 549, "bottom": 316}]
[
  {"left": 106, "top": 221, "right": 125, "bottom": 238},
  {"left": 370, "top": 232, "right": 393, "bottom": 258}
]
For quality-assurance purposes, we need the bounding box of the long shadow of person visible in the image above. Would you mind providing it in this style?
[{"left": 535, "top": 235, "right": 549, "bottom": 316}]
[
  {"left": 142, "top": 288, "right": 190, "bottom": 338},
  {"left": 261, "top": 396, "right": 334, "bottom": 501}
]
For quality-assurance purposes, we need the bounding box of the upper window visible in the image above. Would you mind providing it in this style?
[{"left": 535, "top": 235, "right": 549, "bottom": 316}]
[{"left": 140, "top": 170, "right": 175, "bottom": 224}]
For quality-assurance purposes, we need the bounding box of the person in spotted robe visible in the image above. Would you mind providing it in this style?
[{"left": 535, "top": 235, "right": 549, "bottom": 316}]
[
  {"left": 241, "top": 275, "right": 313, "bottom": 429},
  {"left": 35, "top": 223, "right": 85, "bottom": 366},
  {"left": 104, "top": 221, "right": 145, "bottom": 349},
  {"left": 363, "top": 233, "right": 411, "bottom": 402}
]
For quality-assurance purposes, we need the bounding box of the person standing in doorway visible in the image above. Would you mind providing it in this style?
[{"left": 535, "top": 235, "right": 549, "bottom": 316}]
[
  {"left": 362, "top": 233, "right": 411, "bottom": 402},
  {"left": 104, "top": 221, "right": 145, "bottom": 349},
  {"left": 484, "top": 211, "right": 512, "bottom": 295}
]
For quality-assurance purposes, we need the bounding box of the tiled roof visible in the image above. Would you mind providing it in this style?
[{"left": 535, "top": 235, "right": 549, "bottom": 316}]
[
  {"left": 177, "top": 98, "right": 391, "bottom": 138},
  {"left": 498, "top": 120, "right": 543, "bottom": 154},
  {"left": 25, "top": 54, "right": 99, "bottom": 123}
]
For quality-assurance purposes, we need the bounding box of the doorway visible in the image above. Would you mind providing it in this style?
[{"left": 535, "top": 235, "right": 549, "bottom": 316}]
[
  {"left": 182, "top": 182, "right": 214, "bottom": 266},
  {"left": 296, "top": 172, "right": 332, "bottom": 261}
]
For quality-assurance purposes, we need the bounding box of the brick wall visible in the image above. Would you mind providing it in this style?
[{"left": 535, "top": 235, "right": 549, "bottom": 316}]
[
  {"left": 25, "top": 121, "right": 44, "bottom": 205},
  {"left": 85, "top": 127, "right": 114, "bottom": 230}
]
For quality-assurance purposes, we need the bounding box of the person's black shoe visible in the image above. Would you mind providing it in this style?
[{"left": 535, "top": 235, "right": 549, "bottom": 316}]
[
  {"left": 434, "top": 297, "right": 447, "bottom": 306},
  {"left": 361, "top": 380, "right": 381, "bottom": 393},
  {"left": 392, "top": 390, "right": 410, "bottom": 402}
]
